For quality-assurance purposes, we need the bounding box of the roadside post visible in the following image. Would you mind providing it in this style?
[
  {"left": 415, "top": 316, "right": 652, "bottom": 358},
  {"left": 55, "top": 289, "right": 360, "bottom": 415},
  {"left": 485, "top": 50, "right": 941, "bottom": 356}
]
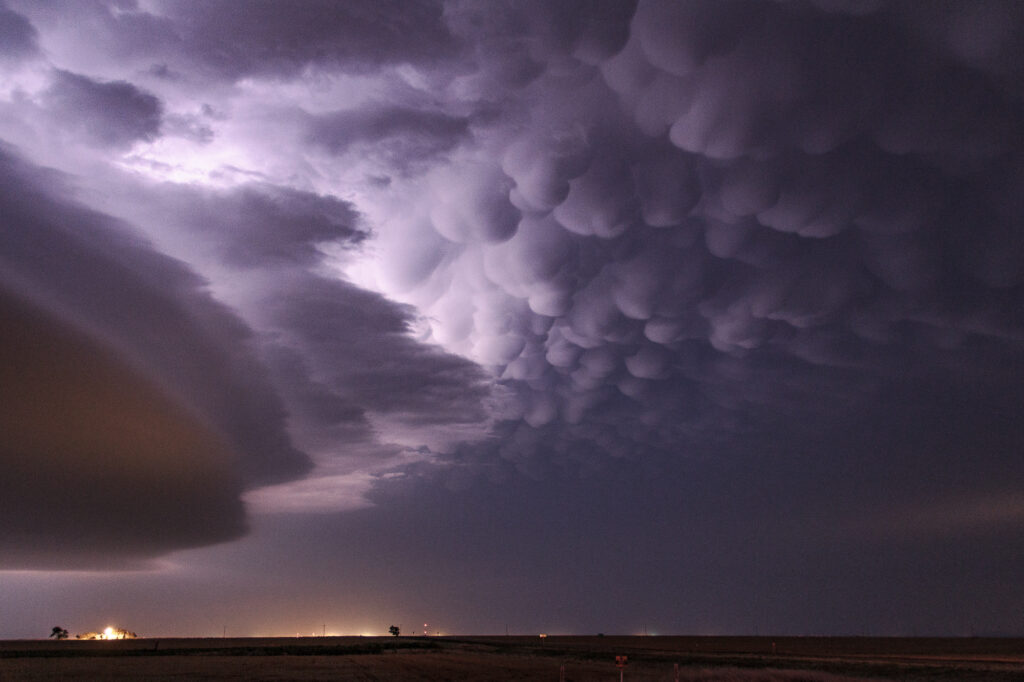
[{"left": 615, "top": 654, "right": 628, "bottom": 682}]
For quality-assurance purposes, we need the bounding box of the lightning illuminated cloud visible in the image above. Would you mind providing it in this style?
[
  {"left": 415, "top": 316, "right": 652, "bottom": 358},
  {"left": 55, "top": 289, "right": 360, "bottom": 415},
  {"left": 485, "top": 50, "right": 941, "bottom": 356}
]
[{"left": 2, "top": 0, "right": 1024, "bottom": 579}]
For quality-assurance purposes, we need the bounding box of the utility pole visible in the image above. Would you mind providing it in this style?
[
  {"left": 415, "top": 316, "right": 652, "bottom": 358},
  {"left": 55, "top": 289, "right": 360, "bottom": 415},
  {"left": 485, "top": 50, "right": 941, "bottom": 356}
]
[{"left": 322, "top": 623, "right": 326, "bottom": 637}]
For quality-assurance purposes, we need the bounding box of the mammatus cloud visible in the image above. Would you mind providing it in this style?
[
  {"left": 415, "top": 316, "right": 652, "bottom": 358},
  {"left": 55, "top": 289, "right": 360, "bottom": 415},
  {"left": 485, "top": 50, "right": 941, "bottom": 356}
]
[
  {"left": 2, "top": 0, "right": 1024, "bottom": 582},
  {"left": 14, "top": 0, "right": 1024, "bottom": 481},
  {"left": 336, "top": 0, "right": 1024, "bottom": 477}
]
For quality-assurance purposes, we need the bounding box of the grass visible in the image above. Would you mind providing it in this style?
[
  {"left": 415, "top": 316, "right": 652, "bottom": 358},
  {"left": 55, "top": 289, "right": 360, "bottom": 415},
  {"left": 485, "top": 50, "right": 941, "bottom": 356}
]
[{"left": 2, "top": 635, "right": 1023, "bottom": 681}]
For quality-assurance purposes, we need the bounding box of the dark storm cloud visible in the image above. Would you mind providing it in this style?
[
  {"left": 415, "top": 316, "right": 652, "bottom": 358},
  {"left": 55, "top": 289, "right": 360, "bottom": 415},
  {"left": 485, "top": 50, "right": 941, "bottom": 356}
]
[
  {"left": 161, "top": 111, "right": 214, "bottom": 144},
  {"left": 3, "top": 0, "right": 1024, "bottom": 636},
  {"left": 0, "top": 149, "right": 310, "bottom": 486},
  {"left": 308, "top": 105, "right": 470, "bottom": 169},
  {"left": 444, "top": 0, "right": 636, "bottom": 90},
  {"left": 126, "top": 180, "right": 495, "bottom": 468},
  {"left": 42, "top": 69, "right": 162, "bottom": 148},
  {"left": 154, "top": 0, "right": 461, "bottom": 80},
  {"left": 264, "top": 275, "right": 492, "bottom": 428},
  {"left": 0, "top": 1, "right": 38, "bottom": 61},
  {"left": 336, "top": 0, "right": 1024, "bottom": 559},
  {"left": 5, "top": 0, "right": 182, "bottom": 74},
  {"left": 257, "top": 342, "right": 374, "bottom": 455},
  {"left": 346, "top": 399, "right": 1024, "bottom": 636},
  {"left": 453, "top": 1, "right": 1021, "bottom": 414},
  {"left": 8, "top": 0, "right": 462, "bottom": 90},
  {"left": 0, "top": 286, "right": 246, "bottom": 570},
  {"left": 0, "top": 144, "right": 311, "bottom": 567},
  {"left": 155, "top": 183, "right": 365, "bottom": 268}
]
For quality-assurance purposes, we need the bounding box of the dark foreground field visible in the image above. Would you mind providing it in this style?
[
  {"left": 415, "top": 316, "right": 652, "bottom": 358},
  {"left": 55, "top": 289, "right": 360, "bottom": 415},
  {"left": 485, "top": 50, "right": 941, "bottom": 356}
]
[{"left": 3, "top": 635, "right": 1024, "bottom": 681}]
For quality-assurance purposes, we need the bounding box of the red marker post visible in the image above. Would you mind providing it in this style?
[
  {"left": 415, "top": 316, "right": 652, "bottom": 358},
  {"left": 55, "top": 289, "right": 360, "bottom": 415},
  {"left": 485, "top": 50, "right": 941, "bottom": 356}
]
[{"left": 615, "top": 655, "right": 628, "bottom": 682}]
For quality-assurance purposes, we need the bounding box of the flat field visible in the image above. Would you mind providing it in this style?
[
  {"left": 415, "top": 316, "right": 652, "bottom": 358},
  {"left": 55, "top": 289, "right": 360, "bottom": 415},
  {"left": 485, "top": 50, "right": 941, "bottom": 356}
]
[{"left": 3, "top": 635, "right": 1024, "bottom": 681}]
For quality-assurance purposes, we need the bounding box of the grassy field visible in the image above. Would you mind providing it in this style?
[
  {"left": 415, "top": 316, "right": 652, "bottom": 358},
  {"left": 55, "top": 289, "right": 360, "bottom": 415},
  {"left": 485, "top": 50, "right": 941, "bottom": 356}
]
[{"left": 3, "top": 635, "right": 1024, "bottom": 681}]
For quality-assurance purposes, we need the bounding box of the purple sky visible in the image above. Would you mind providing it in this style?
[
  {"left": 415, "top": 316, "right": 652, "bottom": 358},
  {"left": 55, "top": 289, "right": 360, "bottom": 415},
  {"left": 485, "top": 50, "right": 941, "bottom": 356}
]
[{"left": 3, "top": 0, "right": 1024, "bottom": 638}]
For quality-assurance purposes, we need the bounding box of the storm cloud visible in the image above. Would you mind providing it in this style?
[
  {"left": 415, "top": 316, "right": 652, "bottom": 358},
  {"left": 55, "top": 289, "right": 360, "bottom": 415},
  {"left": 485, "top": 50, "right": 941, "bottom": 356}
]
[
  {"left": 347, "top": 0, "right": 1024, "bottom": 456},
  {"left": 158, "top": 0, "right": 462, "bottom": 79},
  {"left": 2, "top": 0, "right": 1024, "bottom": 636},
  {"left": 0, "top": 1, "right": 37, "bottom": 62},
  {"left": 0, "top": 286, "right": 246, "bottom": 569},
  {"left": 42, "top": 70, "right": 162, "bottom": 148},
  {"left": 0, "top": 146, "right": 310, "bottom": 566}
]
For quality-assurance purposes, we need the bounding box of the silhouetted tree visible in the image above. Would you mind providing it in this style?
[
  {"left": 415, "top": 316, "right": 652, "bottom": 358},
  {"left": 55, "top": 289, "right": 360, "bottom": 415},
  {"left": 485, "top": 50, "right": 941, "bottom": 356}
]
[
  {"left": 388, "top": 625, "right": 400, "bottom": 637},
  {"left": 49, "top": 626, "right": 68, "bottom": 640}
]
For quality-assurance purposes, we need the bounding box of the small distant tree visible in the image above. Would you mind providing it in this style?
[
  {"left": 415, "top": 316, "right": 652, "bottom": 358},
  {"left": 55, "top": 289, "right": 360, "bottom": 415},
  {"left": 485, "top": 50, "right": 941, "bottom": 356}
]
[
  {"left": 49, "top": 626, "right": 68, "bottom": 640},
  {"left": 388, "top": 625, "right": 400, "bottom": 637}
]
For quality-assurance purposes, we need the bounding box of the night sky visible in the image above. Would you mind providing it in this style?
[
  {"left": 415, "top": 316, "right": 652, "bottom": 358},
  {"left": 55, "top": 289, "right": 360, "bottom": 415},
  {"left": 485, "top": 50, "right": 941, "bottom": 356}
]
[{"left": 2, "top": 0, "right": 1024, "bottom": 639}]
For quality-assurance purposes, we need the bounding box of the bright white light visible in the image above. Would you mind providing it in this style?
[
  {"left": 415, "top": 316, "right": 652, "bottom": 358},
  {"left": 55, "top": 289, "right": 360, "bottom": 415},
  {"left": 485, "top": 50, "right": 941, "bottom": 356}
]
[{"left": 103, "top": 627, "right": 115, "bottom": 640}]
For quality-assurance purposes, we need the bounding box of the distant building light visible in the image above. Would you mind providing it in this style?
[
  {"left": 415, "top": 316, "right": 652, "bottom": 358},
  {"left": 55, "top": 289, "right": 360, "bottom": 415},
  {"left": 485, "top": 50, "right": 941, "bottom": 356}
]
[{"left": 77, "top": 627, "right": 137, "bottom": 640}]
